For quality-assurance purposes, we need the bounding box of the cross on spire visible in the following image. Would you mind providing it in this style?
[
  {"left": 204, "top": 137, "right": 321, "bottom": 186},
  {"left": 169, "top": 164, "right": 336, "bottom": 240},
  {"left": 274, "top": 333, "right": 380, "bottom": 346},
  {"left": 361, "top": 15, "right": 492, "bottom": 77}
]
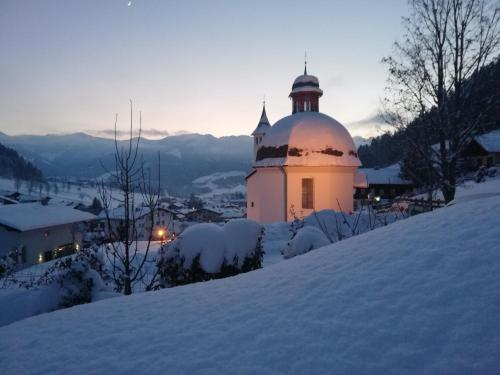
[{"left": 304, "top": 51, "right": 308, "bottom": 75}]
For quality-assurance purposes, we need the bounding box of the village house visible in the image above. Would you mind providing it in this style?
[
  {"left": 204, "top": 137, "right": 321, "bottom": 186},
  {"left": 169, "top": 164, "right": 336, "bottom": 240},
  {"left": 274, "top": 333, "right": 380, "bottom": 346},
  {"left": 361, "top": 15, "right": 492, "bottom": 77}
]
[
  {"left": 462, "top": 129, "right": 500, "bottom": 169},
  {"left": 98, "top": 205, "right": 178, "bottom": 241},
  {"left": 354, "top": 164, "right": 414, "bottom": 202},
  {"left": 0, "top": 202, "right": 95, "bottom": 266}
]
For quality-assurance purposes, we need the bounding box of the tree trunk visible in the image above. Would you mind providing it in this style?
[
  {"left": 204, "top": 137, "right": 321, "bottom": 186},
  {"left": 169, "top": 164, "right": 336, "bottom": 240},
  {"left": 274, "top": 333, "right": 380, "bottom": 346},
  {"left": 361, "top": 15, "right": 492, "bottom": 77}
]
[{"left": 124, "top": 278, "right": 132, "bottom": 295}]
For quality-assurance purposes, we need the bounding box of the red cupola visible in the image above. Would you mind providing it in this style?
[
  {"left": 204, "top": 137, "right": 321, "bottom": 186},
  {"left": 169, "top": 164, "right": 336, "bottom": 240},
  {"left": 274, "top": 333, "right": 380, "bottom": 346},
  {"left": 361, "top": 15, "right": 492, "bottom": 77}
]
[{"left": 289, "top": 64, "right": 323, "bottom": 114}]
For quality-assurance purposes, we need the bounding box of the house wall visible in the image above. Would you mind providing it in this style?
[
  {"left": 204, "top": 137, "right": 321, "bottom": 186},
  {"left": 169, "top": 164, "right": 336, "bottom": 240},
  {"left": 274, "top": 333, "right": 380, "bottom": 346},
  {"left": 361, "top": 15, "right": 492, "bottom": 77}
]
[
  {"left": 0, "top": 228, "right": 21, "bottom": 258},
  {"left": 0, "top": 223, "right": 84, "bottom": 266},
  {"left": 247, "top": 167, "right": 286, "bottom": 223},
  {"left": 284, "top": 166, "right": 356, "bottom": 221},
  {"left": 136, "top": 209, "right": 177, "bottom": 238},
  {"left": 103, "top": 209, "right": 177, "bottom": 241}
]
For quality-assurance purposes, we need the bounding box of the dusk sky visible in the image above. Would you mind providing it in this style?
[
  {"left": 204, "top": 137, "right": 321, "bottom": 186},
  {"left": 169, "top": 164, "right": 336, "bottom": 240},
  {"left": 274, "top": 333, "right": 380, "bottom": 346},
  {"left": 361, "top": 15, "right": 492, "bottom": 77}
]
[{"left": 0, "top": 0, "right": 409, "bottom": 139}]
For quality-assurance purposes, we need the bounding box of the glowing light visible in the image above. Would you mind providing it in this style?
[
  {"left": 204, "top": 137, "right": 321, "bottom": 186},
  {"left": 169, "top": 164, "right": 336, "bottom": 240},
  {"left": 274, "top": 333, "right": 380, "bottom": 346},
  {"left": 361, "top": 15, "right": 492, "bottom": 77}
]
[
  {"left": 374, "top": 196, "right": 381, "bottom": 202},
  {"left": 157, "top": 229, "right": 165, "bottom": 237},
  {"left": 75, "top": 243, "right": 80, "bottom": 251},
  {"left": 38, "top": 253, "right": 43, "bottom": 263}
]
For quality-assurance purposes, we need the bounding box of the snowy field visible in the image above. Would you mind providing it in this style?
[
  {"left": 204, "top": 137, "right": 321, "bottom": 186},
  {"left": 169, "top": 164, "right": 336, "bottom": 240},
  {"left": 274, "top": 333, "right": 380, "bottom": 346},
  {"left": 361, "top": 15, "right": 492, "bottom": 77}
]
[
  {"left": 1, "top": 191, "right": 499, "bottom": 373},
  {"left": 0, "top": 177, "right": 156, "bottom": 209},
  {"left": 191, "top": 170, "right": 247, "bottom": 198}
]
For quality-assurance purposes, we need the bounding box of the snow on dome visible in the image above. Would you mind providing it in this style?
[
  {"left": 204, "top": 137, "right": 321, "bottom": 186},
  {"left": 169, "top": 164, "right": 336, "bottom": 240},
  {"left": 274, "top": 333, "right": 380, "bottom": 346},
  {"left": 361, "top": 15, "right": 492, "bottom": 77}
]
[
  {"left": 292, "top": 74, "right": 320, "bottom": 87},
  {"left": 290, "top": 74, "right": 323, "bottom": 96},
  {"left": 254, "top": 112, "right": 361, "bottom": 167}
]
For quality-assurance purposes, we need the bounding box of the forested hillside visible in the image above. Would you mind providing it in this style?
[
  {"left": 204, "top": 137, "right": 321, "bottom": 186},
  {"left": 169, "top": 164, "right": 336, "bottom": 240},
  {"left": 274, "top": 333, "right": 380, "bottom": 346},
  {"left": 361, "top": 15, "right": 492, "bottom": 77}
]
[
  {"left": 358, "top": 58, "right": 500, "bottom": 168},
  {"left": 0, "top": 142, "right": 43, "bottom": 182}
]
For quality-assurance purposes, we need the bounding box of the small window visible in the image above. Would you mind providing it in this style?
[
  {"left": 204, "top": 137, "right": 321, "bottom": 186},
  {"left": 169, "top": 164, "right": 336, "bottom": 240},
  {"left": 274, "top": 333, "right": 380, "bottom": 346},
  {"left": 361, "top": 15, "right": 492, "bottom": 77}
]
[
  {"left": 302, "top": 178, "right": 314, "bottom": 209},
  {"left": 251, "top": 201, "right": 254, "bottom": 208}
]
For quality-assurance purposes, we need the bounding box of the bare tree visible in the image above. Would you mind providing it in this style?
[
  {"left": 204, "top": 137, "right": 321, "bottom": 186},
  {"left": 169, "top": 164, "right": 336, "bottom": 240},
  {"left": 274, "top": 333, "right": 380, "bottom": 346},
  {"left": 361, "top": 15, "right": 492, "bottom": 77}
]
[
  {"left": 14, "top": 178, "right": 23, "bottom": 192},
  {"left": 383, "top": 0, "right": 500, "bottom": 202},
  {"left": 98, "top": 101, "right": 161, "bottom": 295}
]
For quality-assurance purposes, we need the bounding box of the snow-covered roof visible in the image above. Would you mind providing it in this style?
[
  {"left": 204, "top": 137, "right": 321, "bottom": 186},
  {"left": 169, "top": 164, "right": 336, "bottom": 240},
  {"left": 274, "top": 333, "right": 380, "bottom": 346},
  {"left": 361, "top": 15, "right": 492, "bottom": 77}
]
[
  {"left": 475, "top": 130, "right": 500, "bottom": 153},
  {"left": 359, "top": 164, "right": 412, "bottom": 185},
  {"left": 0, "top": 203, "right": 96, "bottom": 232},
  {"left": 0, "top": 196, "right": 18, "bottom": 204},
  {"left": 289, "top": 85, "right": 324, "bottom": 95},
  {"left": 254, "top": 112, "right": 361, "bottom": 168},
  {"left": 293, "top": 74, "right": 319, "bottom": 86},
  {"left": 289, "top": 72, "right": 323, "bottom": 96},
  {"left": 290, "top": 76, "right": 323, "bottom": 96}
]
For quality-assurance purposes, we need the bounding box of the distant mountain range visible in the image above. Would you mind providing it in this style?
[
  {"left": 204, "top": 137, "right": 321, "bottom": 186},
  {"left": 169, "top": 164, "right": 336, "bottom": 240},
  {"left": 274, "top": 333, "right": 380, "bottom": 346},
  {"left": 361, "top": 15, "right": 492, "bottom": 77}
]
[
  {"left": 0, "top": 132, "right": 371, "bottom": 196},
  {"left": 0, "top": 132, "right": 253, "bottom": 196}
]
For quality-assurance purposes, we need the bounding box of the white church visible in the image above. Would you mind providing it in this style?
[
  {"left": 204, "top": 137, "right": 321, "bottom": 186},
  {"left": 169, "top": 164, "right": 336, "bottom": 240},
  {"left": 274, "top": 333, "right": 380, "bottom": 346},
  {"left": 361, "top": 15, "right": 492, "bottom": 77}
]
[{"left": 246, "top": 65, "right": 366, "bottom": 223}]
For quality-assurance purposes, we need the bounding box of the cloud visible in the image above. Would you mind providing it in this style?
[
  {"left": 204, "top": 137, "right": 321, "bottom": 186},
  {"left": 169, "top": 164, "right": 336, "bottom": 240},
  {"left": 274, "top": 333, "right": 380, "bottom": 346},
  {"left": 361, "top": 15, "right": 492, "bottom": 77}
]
[
  {"left": 88, "top": 128, "right": 171, "bottom": 139},
  {"left": 171, "top": 130, "right": 193, "bottom": 136},
  {"left": 346, "top": 113, "right": 392, "bottom": 138},
  {"left": 347, "top": 113, "right": 387, "bottom": 128}
]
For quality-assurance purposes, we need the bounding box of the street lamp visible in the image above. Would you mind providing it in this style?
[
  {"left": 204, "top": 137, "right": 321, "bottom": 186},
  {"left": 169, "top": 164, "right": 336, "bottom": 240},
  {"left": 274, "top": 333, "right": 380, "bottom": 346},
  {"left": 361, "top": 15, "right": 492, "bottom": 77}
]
[{"left": 157, "top": 229, "right": 166, "bottom": 245}]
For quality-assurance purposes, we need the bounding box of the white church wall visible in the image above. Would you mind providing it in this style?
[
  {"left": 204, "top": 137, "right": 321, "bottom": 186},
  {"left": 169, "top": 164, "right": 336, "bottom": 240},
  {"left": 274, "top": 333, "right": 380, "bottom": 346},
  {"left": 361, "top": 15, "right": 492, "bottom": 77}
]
[
  {"left": 285, "top": 166, "right": 355, "bottom": 221},
  {"left": 247, "top": 168, "right": 285, "bottom": 223}
]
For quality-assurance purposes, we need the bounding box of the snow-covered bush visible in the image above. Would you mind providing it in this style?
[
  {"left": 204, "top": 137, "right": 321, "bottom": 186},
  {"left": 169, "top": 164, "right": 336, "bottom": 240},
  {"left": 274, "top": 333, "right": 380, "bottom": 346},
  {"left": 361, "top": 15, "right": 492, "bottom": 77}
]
[
  {"left": 0, "top": 251, "right": 18, "bottom": 287},
  {"left": 0, "top": 247, "right": 116, "bottom": 327},
  {"left": 282, "top": 226, "right": 331, "bottom": 259},
  {"left": 23, "top": 246, "right": 111, "bottom": 309},
  {"left": 156, "top": 219, "right": 264, "bottom": 287},
  {"left": 282, "top": 208, "right": 404, "bottom": 259}
]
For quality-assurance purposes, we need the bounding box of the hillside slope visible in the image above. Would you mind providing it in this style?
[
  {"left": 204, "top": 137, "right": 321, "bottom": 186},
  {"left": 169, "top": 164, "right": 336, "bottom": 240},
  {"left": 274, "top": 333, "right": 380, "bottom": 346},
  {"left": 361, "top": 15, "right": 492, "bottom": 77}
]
[
  {"left": 0, "top": 142, "right": 42, "bottom": 181},
  {"left": 1, "top": 196, "right": 499, "bottom": 374}
]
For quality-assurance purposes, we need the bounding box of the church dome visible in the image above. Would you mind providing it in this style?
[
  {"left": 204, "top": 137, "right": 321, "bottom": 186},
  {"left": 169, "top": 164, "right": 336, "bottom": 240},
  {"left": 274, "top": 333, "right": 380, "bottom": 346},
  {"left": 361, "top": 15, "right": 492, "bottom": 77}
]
[{"left": 254, "top": 112, "right": 361, "bottom": 168}]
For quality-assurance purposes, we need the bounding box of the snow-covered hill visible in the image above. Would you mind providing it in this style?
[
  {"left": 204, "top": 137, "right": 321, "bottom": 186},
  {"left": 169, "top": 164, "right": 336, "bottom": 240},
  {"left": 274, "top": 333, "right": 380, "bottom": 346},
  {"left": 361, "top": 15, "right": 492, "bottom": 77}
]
[
  {"left": 1, "top": 193, "right": 499, "bottom": 373},
  {"left": 192, "top": 170, "right": 246, "bottom": 197}
]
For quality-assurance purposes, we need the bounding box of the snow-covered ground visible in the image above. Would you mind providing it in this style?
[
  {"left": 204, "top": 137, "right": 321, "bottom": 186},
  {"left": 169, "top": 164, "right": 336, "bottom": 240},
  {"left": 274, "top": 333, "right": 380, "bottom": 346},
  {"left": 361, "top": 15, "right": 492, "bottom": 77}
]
[{"left": 1, "top": 190, "right": 499, "bottom": 373}]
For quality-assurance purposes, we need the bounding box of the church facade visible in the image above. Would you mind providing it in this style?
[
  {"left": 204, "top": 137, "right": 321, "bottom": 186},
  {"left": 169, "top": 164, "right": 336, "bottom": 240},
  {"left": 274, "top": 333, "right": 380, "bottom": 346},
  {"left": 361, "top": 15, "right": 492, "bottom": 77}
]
[{"left": 247, "top": 66, "right": 364, "bottom": 223}]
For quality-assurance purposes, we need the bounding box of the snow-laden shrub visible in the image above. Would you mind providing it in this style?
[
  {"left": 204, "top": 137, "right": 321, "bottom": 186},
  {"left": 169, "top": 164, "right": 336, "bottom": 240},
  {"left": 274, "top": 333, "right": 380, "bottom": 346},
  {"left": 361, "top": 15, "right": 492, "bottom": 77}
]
[
  {"left": 282, "top": 208, "right": 404, "bottom": 259},
  {"left": 157, "top": 219, "right": 264, "bottom": 287},
  {"left": 23, "top": 247, "right": 112, "bottom": 309},
  {"left": 282, "top": 226, "right": 331, "bottom": 259},
  {"left": 0, "top": 251, "right": 17, "bottom": 282}
]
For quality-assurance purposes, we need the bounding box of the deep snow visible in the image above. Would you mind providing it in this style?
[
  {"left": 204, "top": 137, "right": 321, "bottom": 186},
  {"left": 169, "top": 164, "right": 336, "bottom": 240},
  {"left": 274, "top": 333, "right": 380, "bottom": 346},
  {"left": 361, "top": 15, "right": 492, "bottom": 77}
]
[{"left": 1, "top": 194, "right": 499, "bottom": 374}]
